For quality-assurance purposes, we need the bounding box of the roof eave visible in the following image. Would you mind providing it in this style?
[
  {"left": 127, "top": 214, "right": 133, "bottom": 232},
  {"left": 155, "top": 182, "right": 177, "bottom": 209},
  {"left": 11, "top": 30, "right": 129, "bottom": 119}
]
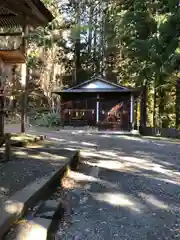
[
  {"left": 68, "top": 76, "right": 129, "bottom": 91},
  {"left": 0, "top": 0, "right": 54, "bottom": 28},
  {"left": 53, "top": 89, "right": 138, "bottom": 95},
  {"left": 30, "top": 0, "right": 54, "bottom": 26}
]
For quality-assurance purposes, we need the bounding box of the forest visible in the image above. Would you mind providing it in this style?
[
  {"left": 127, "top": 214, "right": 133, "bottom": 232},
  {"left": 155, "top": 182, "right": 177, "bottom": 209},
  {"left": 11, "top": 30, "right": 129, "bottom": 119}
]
[{"left": 3, "top": 0, "right": 180, "bottom": 129}]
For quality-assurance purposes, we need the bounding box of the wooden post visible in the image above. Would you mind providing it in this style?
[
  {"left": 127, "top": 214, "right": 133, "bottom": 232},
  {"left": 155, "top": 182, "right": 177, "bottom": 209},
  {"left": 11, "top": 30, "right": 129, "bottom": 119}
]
[
  {"left": 130, "top": 93, "right": 134, "bottom": 130},
  {"left": 0, "top": 88, "right": 4, "bottom": 136},
  {"left": 96, "top": 94, "right": 99, "bottom": 124},
  {"left": 140, "top": 85, "right": 147, "bottom": 132},
  {"left": 21, "top": 24, "right": 28, "bottom": 133},
  {"left": 5, "top": 133, "right": 11, "bottom": 161}
]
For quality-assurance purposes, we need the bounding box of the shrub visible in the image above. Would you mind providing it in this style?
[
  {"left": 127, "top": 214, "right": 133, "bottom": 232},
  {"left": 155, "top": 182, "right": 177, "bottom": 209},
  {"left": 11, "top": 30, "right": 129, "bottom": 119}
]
[{"left": 34, "top": 112, "right": 60, "bottom": 127}]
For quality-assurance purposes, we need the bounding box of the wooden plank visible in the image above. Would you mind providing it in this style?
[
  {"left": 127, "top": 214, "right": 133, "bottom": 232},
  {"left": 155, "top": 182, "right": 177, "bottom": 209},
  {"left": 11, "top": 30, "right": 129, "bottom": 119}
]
[
  {"left": 64, "top": 109, "right": 95, "bottom": 112},
  {"left": 0, "top": 31, "right": 22, "bottom": 36},
  {"left": 0, "top": 49, "right": 26, "bottom": 63}
]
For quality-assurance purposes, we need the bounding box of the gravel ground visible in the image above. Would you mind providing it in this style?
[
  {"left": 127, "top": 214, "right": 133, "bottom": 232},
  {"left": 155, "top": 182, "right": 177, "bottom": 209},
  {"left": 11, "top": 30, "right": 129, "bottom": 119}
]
[
  {"left": 3, "top": 125, "right": 180, "bottom": 239},
  {"left": 36, "top": 129, "right": 180, "bottom": 240},
  {"left": 0, "top": 142, "right": 75, "bottom": 200}
]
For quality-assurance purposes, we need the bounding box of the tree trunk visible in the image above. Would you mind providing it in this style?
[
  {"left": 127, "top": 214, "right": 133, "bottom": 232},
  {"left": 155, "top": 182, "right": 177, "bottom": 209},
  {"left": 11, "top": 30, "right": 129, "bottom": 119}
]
[
  {"left": 153, "top": 85, "right": 157, "bottom": 128},
  {"left": 140, "top": 85, "right": 147, "bottom": 128},
  {"left": 176, "top": 78, "right": 180, "bottom": 129},
  {"left": 158, "top": 75, "right": 166, "bottom": 128},
  {"left": 87, "top": 5, "right": 93, "bottom": 56},
  {"left": 75, "top": 2, "right": 81, "bottom": 84},
  {"left": 93, "top": 14, "right": 99, "bottom": 74}
]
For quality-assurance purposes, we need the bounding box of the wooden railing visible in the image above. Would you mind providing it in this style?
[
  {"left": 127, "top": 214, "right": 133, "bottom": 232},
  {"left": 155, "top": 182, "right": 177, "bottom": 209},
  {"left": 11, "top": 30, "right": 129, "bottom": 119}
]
[{"left": 139, "top": 126, "right": 180, "bottom": 139}]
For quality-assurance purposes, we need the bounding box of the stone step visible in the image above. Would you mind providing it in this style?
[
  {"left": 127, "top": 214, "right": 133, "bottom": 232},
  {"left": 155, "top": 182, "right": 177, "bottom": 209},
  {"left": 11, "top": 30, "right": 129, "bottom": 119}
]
[
  {"left": 0, "top": 150, "right": 79, "bottom": 239},
  {"left": 6, "top": 199, "right": 65, "bottom": 240}
]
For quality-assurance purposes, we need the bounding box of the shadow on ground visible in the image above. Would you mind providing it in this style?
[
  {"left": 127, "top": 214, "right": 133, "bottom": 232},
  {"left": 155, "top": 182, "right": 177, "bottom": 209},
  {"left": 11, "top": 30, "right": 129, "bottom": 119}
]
[
  {"left": 1, "top": 127, "right": 180, "bottom": 239},
  {"left": 0, "top": 143, "right": 74, "bottom": 200},
  {"left": 48, "top": 131, "right": 180, "bottom": 239}
]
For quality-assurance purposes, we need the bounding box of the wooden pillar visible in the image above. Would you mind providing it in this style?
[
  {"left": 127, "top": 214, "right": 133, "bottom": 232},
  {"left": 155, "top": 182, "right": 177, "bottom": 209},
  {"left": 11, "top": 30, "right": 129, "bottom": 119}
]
[
  {"left": 96, "top": 94, "right": 99, "bottom": 124},
  {"left": 130, "top": 93, "right": 134, "bottom": 130},
  {"left": 134, "top": 98, "right": 138, "bottom": 130},
  {"left": 0, "top": 88, "right": 4, "bottom": 136},
  {"left": 21, "top": 24, "right": 28, "bottom": 133},
  {"left": 60, "top": 96, "right": 64, "bottom": 127},
  {"left": 0, "top": 61, "right": 5, "bottom": 137}
]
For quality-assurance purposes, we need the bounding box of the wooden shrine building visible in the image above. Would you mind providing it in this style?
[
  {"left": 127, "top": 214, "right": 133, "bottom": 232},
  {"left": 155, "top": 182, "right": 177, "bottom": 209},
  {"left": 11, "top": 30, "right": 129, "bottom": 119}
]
[
  {"left": 55, "top": 75, "right": 141, "bottom": 131},
  {"left": 0, "top": 0, "right": 53, "bottom": 135}
]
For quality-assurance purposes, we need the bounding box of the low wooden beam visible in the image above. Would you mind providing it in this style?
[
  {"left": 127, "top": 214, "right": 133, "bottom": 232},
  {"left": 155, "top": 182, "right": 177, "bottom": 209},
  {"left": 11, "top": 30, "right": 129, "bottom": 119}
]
[{"left": 0, "top": 31, "right": 22, "bottom": 36}]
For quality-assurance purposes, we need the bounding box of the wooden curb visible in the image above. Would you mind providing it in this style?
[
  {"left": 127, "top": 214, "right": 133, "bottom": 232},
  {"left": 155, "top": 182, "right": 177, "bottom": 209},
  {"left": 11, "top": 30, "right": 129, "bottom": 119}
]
[{"left": 0, "top": 150, "right": 79, "bottom": 239}]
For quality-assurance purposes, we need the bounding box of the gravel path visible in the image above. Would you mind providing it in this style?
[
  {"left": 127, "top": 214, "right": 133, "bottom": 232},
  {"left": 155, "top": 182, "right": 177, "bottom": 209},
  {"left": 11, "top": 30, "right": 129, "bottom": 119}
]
[
  {"left": 42, "top": 130, "right": 180, "bottom": 240},
  {"left": 0, "top": 142, "right": 74, "bottom": 200}
]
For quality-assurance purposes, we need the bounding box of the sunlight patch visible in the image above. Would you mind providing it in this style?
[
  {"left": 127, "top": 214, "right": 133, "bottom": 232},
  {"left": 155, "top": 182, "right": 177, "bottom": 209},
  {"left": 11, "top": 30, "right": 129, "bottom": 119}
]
[
  {"left": 81, "top": 151, "right": 112, "bottom": 160},
  {"left": 14, "top": 151, "right": 28, "bottom": 156},
  {"left": 139, "top": 193, "right": 169, "bottom": 209},
  {"left": 69, "top": 171, "right": 118, "bottom": 189},
  {"left": 49, "top": 137, "right": 66, "bottom": 142},
  {"left": 152, "top": 165, "right": 169, "bottom": 174},
  {"left": 70, "top": 171, "right": 97, "bottom": 182},
  {"left": 93, "top": 192, "right": 143, "bottom": 213},
  {"left": 99, "top": 151, "right": 118, "bottom": 157},
  {"left": 81, "top": 141, "right": 97, "bottom": 147},
  {"left": 39, "top": 152, "right": 67, "bottom": 161},
  {"left": 27, "top": 221, "right": 48, "bottom": 238},
  {"left": 0, "top": 187, "right": 9, "bottom": 194},
  {"left": 64, "top": 147, "right": 77, "bottom": 151},
  {"left": 69, "top": 141, "right": 79, "bottom": 144},
  {"left": 121, "top": 156, "right": 148, "bottom": 164},
  {"left": 27, "top": 154, "right": 47, "bottom": 160},
  {"left": 4, "top": 200, "right": 23, "bottom": 214},
  {"left": 87, "top": 160, "right": 124, "bottom": 170}
]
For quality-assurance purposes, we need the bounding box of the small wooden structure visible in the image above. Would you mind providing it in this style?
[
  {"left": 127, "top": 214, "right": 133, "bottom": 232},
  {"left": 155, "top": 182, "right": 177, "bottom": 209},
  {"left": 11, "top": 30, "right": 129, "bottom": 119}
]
[
  {"left": 0, "top": 0, "right": 53, "bottom": 160},
  {"left": 55, "top": 76, "right": 142, "bottom": 131}
]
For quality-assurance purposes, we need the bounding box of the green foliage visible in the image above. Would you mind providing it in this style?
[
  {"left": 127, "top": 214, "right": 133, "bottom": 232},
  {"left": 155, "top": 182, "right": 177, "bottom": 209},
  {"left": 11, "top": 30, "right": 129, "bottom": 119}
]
[
  {"left": 109, "top": 0, "right": 180, "bottom": 127},
  {"left": 5, "top": 0, "right": 179, "bottom": 129},
  {"left": 34, "top": 112, "right": 60, "bottom": 127}
]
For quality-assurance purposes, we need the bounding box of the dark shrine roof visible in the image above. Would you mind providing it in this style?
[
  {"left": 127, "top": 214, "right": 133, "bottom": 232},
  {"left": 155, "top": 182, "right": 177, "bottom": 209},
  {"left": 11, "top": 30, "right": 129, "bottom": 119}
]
[
  {"left": 54, "top": 75, "right": 137, "bottom": 94},
  {"left": 0, "top": 0, "right": 54, "bottom": 27}
]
